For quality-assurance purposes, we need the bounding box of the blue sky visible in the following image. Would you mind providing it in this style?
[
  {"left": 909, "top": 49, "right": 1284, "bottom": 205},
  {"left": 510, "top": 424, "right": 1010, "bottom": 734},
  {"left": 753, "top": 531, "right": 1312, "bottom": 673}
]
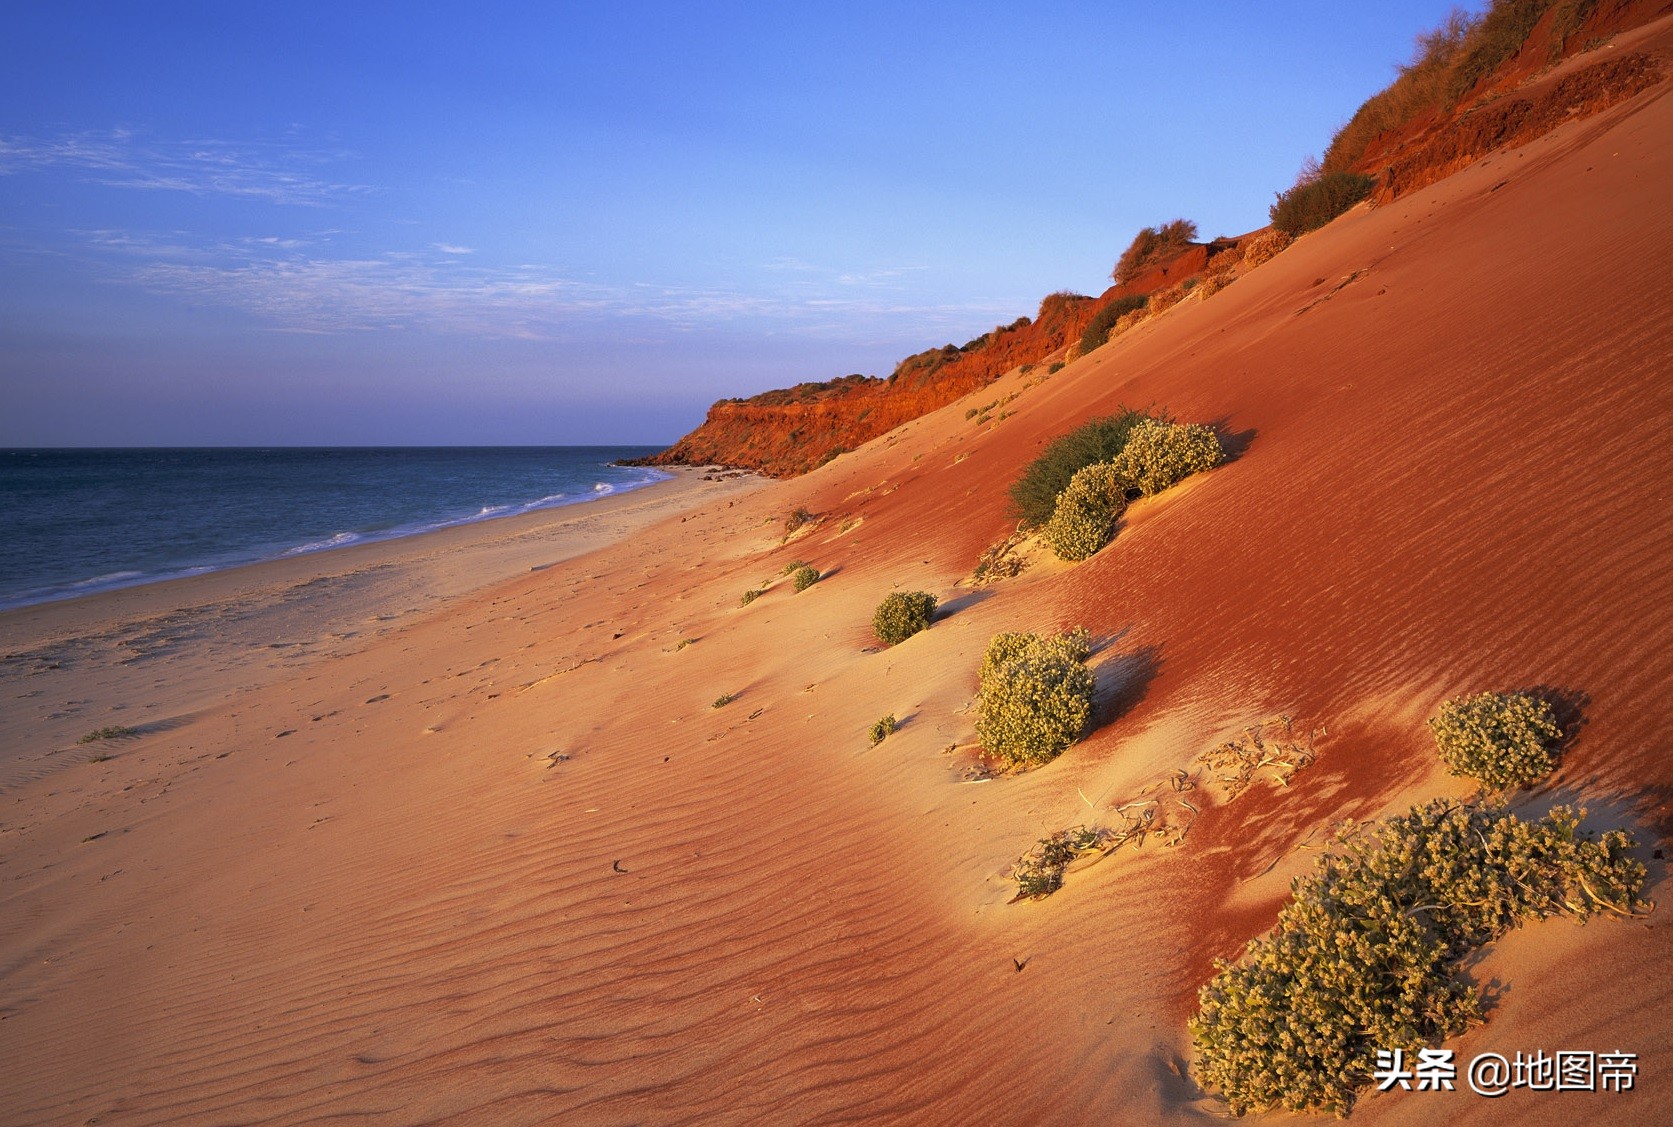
[{"left": 1, "top": 2, "right": 1470, "bottom": 446}]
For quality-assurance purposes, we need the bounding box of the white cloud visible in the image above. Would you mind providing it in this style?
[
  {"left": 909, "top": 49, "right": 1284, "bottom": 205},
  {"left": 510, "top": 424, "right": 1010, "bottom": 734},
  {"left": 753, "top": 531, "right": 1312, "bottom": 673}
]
[
  {"left": 0, "top": 129, "right": 370, "bottom": 206},
  {"left": 67, "top": 227, "right": 1009, "bottom": 341},
  {"left": 432, "top": 243, "right": 474, "bottom": 255}
]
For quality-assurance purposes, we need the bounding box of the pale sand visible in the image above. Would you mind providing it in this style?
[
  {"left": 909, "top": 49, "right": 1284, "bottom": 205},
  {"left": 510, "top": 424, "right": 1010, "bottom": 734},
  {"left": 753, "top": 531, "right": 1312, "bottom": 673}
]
[{"left": 3, "top": 40, "right": 1672, "bottom": 1127}]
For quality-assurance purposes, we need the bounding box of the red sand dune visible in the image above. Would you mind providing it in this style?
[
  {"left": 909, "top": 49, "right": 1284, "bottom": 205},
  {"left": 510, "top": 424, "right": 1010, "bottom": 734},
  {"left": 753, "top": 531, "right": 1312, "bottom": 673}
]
[{"left": 3, "top": 19, "right": 1672, "bottom": 1127}]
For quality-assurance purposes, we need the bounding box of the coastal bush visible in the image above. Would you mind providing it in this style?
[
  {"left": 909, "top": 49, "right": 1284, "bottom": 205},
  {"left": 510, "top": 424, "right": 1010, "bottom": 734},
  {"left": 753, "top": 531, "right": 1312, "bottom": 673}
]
[
  {"left": 784, "top": 507, "right": 816, "bottom": 535},
  {"left": 1042, "top": 463, "right": 1129, "bottom": 562},
  {"left": 1114, "top": 219, "right": 1198, "bottom": 285},
  {"left": 1008, "top": 408, "right": 1149, "bottom": 527},
  {"left": 1270, "top": 171, "right": 1375, "bottom": 237},
  {"left": 872, "top": 591, "right": 937, "bottom": 646},
  {"left": 712, "top": 692, "right": 737, "bottom": 709},
  {"left": 1190, "top": 798, "right": 1646, "bottom": 1117},
  {"left": 1108, "top": 418, "right": 1222, "bottom": 497},
  {"left": 1078, "top": 293, "right": 1150, "bottom": 353},
  {"left": 976, "top": 629, "right": 1095, "bottom": 767},
  {"left": 1047, "top": 361, "right": 1065, "bottom": 374},
  {"left": 1428, "top": 690, "right": 1561, "bottom": 790},
  {"left": 869, "top": 714, "right": 898, "bottom": 746},
  {"left": 781, "top": 559, "right": 808, "bottom": 575},
  {"left": 739, "top": 589, "right": 763, "bottom": 607},
  {"left": 790, "top": 564, "right": 820, "bottom": 592}
]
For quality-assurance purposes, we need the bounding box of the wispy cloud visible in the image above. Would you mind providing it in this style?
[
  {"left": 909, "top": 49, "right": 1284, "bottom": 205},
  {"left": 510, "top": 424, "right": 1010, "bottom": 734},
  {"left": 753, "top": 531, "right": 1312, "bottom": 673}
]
[
  {"left": 0, "top": 129, "right": 370, "bottom": 206},
  {"left": 67, "top": 228, "right": 1010, "bottom": 340}
]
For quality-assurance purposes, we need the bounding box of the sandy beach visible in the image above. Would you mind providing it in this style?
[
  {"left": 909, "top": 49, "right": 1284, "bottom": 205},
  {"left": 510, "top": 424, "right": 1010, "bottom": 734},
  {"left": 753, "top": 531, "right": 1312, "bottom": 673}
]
[{"left": 3, "top": 41, "right": 1672, "bottom": 1126}]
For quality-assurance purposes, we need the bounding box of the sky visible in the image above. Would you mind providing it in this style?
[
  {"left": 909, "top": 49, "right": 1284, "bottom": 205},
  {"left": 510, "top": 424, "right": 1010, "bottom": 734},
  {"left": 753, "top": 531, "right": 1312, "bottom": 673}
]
[{"left": 0, "top": 1, "right": 1474, "bottom": 447}]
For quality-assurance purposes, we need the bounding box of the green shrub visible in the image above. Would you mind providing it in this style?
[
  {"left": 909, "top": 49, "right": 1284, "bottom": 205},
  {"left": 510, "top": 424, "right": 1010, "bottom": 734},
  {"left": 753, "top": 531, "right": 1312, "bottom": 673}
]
[
  {"left": 976, "top": 629, "right": 1095, "bottom": 766},
  {"left": 1270, "top": 171, "right": 1375, "bottom": 237},
  {"left": 781, "top": 559, "right": 808, "bottom": 575},
  {"left": 739, "top": 589, "right": 762, "bottom": 607},
  {"left": 872, "top": 591, "right": 937, "bottom": 646},
  {"left": 1008, "top": 408, "right": 1149, "bottom": 527},
  {"left": 1108, "top": 418, "right": 1221, "bottom": 497},
  {"left": 784, "top": 507, "right": 815, "bottom": 535},
  {"left": 712, "top": 692, "right": 736, "bottom": 709},
  {"left": 1042, "top": 462, "right": 1129, "bottom": 561},
  {"left": 1191, "top": 798, "right": 1647, "bottom": 1117},
  {"left": 1078, "top": 293, "right": 1150, "bottom": 353},
  {"left": 1113, "top": 218, "right": 1198, "bottom": 285},
  {"left": 1428, "top": 690, "right": 1561, "bottom": 790},
  {"left": 790, "top": 564, "right": 820, "bottom": 591},
  {"left": 868, "top": 714, "right": 898, "bottom": 746},
  {"left": 1047, "top": 361, "right": 1065, "bottom": 374}
]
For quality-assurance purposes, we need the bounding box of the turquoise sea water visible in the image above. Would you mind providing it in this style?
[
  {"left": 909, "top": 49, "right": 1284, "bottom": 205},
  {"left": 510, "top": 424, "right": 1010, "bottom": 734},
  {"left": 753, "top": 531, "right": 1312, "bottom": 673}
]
[{"left": 0, "top": 447, "right": 667, "bottom": 609}]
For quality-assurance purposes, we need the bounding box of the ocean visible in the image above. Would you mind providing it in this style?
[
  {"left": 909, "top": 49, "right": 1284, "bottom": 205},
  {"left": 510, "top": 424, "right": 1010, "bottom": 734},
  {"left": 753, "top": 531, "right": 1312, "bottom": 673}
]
[{"left": 0, "top": 446, "right": 668, "bottom": 610}]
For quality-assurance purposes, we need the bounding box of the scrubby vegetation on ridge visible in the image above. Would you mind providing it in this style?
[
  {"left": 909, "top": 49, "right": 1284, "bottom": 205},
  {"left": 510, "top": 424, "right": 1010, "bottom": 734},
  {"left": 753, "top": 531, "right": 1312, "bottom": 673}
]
[
  {"left": 1428, "top": 690, "right": 1561, "bottom": 791},
  {"left": 1078, "top": 293, "right": 1149, "bottom": 353},
  {"left": 1270, "top": 170, "right": 1375, "bottom": 237},
  {"left": 868, "top": 714, "right": 898, "bottom": 746},
  {"left": 873, "top": 591, "right": 937, "bottom": 646},
  {"left": 1191, "top": 799, "right": 1648, "bottom": 1116},
  {"left": 976, "top": 629, "right": 1094, "bottom": 766},
  {"left": 790, "top": 564, "right": 821, "bottom": 591},
  {"left": 1114, "top": 219, "right": 1198, "bottom": 285}
]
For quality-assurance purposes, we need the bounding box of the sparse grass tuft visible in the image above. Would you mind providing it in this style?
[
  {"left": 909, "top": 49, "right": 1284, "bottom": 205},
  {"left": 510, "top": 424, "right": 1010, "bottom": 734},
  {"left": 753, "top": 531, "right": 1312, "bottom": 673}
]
[
  {"left": 1012, "top": 826, "right": 1108, "bottom": 899},
  {"left": 79, "top": 725, "right": 138, "bottom": 744},
  {"left": 872, "top": 591, "right": 937, "bottom": 646},
  {"left": 784, "top": 507, "right": 816, "bottom": 535},
  {"left": 868, "top": 714, "right": 898, "bottom": 746},
  {"left": 781, "top": 559, "right": 808, "bottom": 575},
  {"left": 1428, "top": 690, "right": 1561, "bottom": 791}
]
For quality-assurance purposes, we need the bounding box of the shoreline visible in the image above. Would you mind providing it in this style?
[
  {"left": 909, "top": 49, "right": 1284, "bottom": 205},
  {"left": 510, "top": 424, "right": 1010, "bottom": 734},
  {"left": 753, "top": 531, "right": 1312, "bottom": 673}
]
[
  {"left": 0, "top": 450, "right": 677, "bottom": 614},
  {"left": 0, "top": 465, "right": 763, "bottom": 787}
]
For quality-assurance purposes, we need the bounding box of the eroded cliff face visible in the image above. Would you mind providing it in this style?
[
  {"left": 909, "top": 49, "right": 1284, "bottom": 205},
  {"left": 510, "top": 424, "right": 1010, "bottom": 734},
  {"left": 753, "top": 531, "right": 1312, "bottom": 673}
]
[
  {"left": 630, "top": 246, "right": 1235, "bottom": 477},
  {"left": 1351, "top": 0, "right": 1670, "bottom": 201},
  {"left": 630, "top": 288, "right": 1099, "bottom": 476}
]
